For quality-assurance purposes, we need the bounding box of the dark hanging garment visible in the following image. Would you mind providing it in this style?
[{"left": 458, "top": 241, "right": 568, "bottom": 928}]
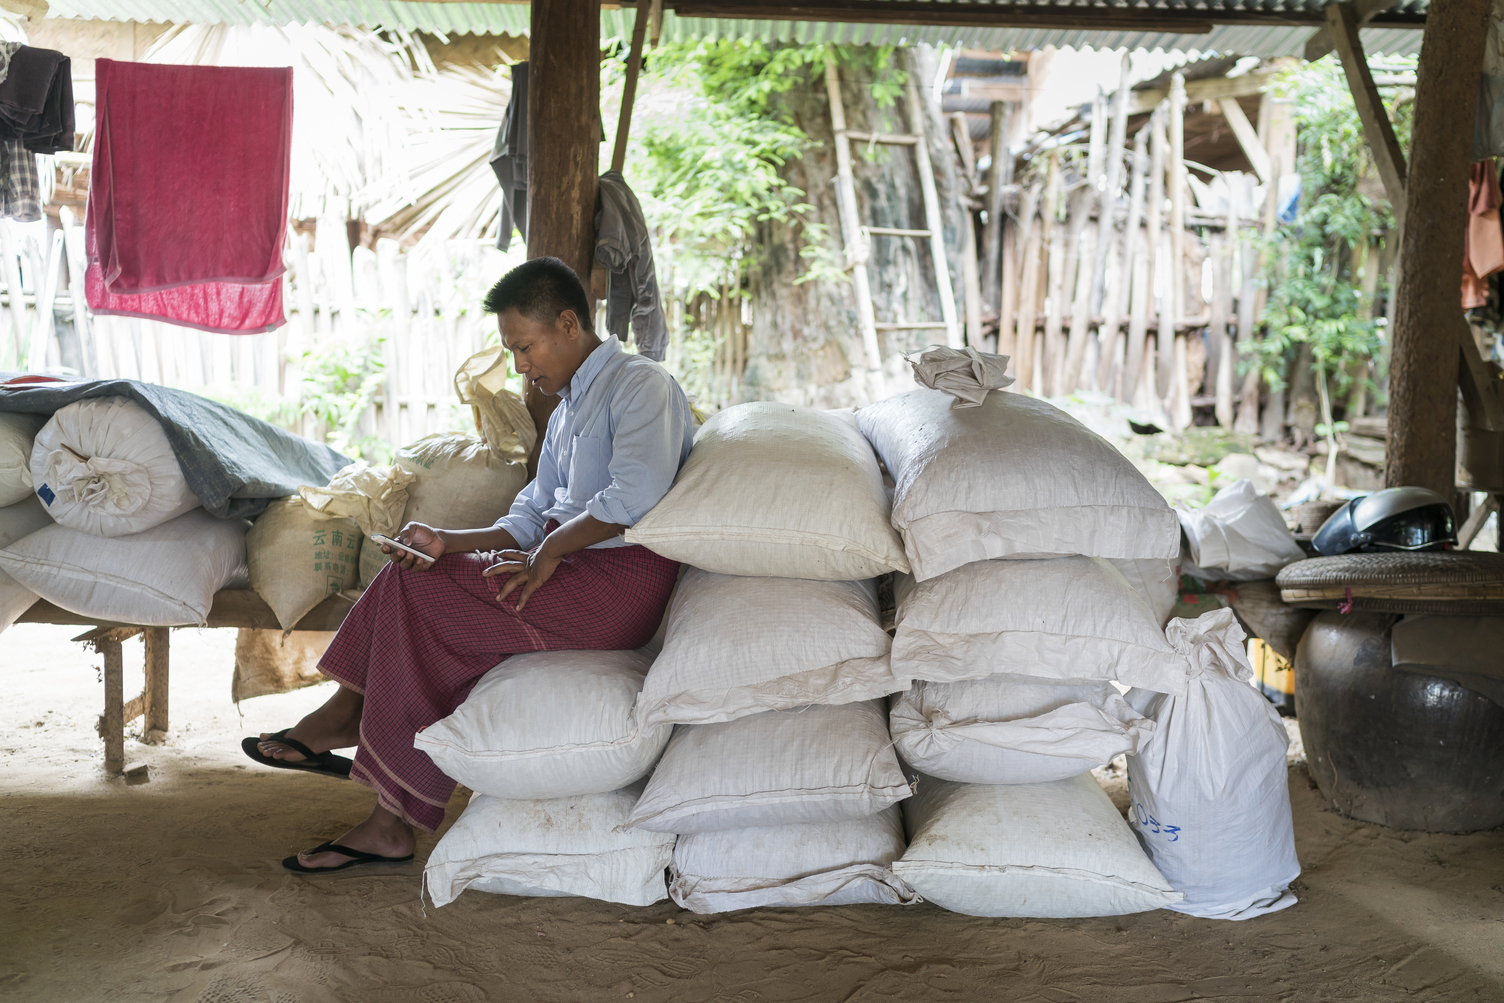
[
  {"left": 0, "top": 45, "right": 74, "bottom": 154},
  {"left": 490, "top": 62, "right": 528, "bottom": 252},
  {"left": 595, "top": 170, "right": 670, "bottom": 361}
]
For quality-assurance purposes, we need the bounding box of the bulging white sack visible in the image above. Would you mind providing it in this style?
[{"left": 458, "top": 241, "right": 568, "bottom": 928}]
[
  {"left": 415, "top": 648, "right": 672, "bottom": 800},
  {"left": 1110, "top": 557, "right": 1180, "bottom": 627},
  {"left": 30, "top": 398, "right": 199, "bottom": 537},
  {"left": 636, "top": 569, "right": 904, "bottom": 728},
  {"left": 669, "top": 807, "right": 919, "bottom": 913},
  {"left": 892, "top": 556, "right": 1188, "bottom": 695},
  {"left": 424, "top": 783, "right": 676, "bottom": 908},
  {"left": 856, "top": 388, "right": 1179, "bottom": 581},
  {"left": 890, "top": 676, "right": 1154, "bottom": 784},
  {"left": 0, "top": 496, "right": 51, "bottom": 632},
  {"left": 1176, "top": 479, "right": 1304, "bottom": 581},
  {"left": 628, "top": 700, "right": 911, "bottom": 834},
  {"left": 0, "top": 509, "right": 248, "bottom": 626},
  {"left": 625, "top": 402, "right": 910, "bottom": 580},
  {"left": 894, "top": 772, "right": 1183, "bottom": 918},
  {"left": 363, "top": 433, "right": 530, "bottom": 583},
  {"left": 0, "top": 412, "right": 45, "bottom": 507},
  {"left": 1126, "top": 609, "right": 1300, "bottom": 920},
  {"left": 246, "top": 498, "right": 361, "bottom": 632}
]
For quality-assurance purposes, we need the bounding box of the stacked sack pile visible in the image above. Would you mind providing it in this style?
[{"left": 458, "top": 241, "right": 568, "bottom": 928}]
[
  {"left": 0, "top": 399, "right": 252, "bottom": 629},
  {"left": 422, "top": 345, "right": 1301, "bottom": 921},
  {"left": 421, "top": 401, "right": 920, "bottom": 911}
]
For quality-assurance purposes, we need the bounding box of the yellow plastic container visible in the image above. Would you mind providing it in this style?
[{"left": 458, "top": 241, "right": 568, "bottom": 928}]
[{"left": 1248, "top": 636, "right": 1296, "bottom": 716}]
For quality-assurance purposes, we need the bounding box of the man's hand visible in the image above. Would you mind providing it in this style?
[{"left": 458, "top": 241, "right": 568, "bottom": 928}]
[
  {"left": 385, "top": 522, "right": 446, "bottom": 571},
  {"left": 483, "top": 544, "right": 562, "bottom": 612}
]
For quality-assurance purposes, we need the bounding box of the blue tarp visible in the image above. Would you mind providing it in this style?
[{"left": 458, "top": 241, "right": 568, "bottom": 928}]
[{"left": 0, "top": 376, "right": 350, "bottom": 521}]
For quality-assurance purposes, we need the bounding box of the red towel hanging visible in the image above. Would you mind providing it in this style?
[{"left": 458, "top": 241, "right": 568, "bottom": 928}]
[{"left": 84, "top": 58, "right": 293, "bottom": 334}]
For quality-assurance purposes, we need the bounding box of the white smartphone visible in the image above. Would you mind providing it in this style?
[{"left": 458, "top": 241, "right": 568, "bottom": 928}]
[{"left": 370, "top": 533, "right": 432, "bottom": 562}]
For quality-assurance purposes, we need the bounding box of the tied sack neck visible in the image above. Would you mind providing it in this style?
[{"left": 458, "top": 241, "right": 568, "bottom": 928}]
[
  {"left": 1164, "top": 607, "right": 1255, "bottom": 683},
  {"left": 908, "top": 345, "right": 1015, "bottom": 407},
  {"left": 44, "top": 443, "right": 153, "bottom": 516}
]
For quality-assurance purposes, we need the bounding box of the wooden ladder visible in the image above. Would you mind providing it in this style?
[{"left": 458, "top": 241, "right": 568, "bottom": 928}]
[{"left": 824, "top": 63, "right": 962, "bottom": 372}]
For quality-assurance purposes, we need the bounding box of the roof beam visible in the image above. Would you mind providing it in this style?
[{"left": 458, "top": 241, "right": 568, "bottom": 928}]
[
  {"left": 1127, "top": 71, "right": 1277, "bottom": 116},
  {"left": 1216, "top": 97, "right": 1272, "bottom": 183},
  {"left": 1328, "top": 0, "right": 1408, "bottom": 213},
  {"left": 1304, "top": 0, "right": 1400, "bottom": 63}
]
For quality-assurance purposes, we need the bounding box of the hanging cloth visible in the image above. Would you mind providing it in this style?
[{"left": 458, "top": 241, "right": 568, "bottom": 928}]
[
  {"left": 0, "top": 44, "right": 74, "bottom": 154},
  {"left": 489, "top": 61, "right": 528, "bottom": 252},
  {"left": 84, "top": 58, "right": 292, "bottom": 334},
  {"left": 595, "top": 170, "right": 669, "bottom": 361},
  {"left": 1463, "top": 160, "right": 1504, "bottom": 310}
]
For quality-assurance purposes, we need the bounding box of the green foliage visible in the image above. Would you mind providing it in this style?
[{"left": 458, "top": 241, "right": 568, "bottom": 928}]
[
  {"left": 298, "top": 334, "right": 393, "bottom": 463},
  {"left": 1253, "top": 57, "right": 1415, "bottom": 401}
]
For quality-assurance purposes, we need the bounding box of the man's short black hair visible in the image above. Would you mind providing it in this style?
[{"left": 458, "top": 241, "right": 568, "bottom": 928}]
[{"left": 483, "top": 256, "right": 594, "bottom": 333}]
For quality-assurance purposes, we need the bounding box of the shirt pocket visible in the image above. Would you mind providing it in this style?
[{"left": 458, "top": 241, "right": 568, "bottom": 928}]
[{"left": 564, "top": 433, "right": 613, "bottom": 506}]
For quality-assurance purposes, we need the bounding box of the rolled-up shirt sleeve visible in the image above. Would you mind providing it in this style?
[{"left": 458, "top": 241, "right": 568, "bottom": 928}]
[
  {"left": 493, "top": 424, "right": 561, "bottom": 550},
  {"left": 585, "top": 372, "right": 687, "bottom": 528}
]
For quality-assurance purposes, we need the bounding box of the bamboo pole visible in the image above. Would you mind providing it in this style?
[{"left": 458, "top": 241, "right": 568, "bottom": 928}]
[
  {"left": 1148, "top": 106, "right": 1170, "bottom": 397},
  {"left": 825, "top": 63, "right": 882, "bottom": 371},
  {"left": 1012, "top": 182, "right": 1043, "bottom": 388},
  {"left": 905, "top": 71, "right": 963, "bottom": 349},
  {"left": 1091, "top": 55, "right": 1131, "bottom": 317},
  {"left": 1234, "top": 221, "right": 1263, "bottom": 434},
  {"left": 1121, "top": 127, "right": 1150, "bottom": 402},
  {"left": 982, "top": 99, "right": 1012, "bottom": 311},
  {"left": 1212, "top": 228, "right": 1235, "bottom": 427},
  {"left": 1043, "top": 164, "right": 1071, "bottom": 395},
  {"left": 0, "top": 221, "right": 28, "bottom": 369},
  {"left": 609, "top": 0, "right": 650, "bottom": 174},
  {"left": 1166, "top": 75, "right": 1191, "bottom": 428},
  {"left": 1060, "top": 188, "right": 1097, "bottom": 396}
]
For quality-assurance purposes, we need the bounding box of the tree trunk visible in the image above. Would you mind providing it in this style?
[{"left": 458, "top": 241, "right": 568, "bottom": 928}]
[{"left": 1386, "top": 0, "right": 1490, "bottom": 495}]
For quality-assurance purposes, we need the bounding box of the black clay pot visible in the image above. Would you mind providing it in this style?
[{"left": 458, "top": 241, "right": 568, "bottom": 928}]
[{"left": 1295, "top": 611, "right": 1504, "bottom": 833}]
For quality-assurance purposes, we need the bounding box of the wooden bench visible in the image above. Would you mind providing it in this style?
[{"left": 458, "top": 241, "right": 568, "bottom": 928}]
[{"left": 17, "top": 589, "right": 356, "bottom": 773}]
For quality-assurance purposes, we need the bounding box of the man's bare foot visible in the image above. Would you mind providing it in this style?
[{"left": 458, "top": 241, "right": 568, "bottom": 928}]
[
  {"left": 293, "top": 804, "right": 415, "bottom": 870},
  {"left": 258, "top": 685, "right": 364, "bottom": 763}
]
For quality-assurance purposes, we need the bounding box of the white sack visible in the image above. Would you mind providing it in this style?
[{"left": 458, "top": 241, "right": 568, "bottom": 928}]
[
  {"left": 625, "top": 402, "right": 910, "bottom": 580},
  {"left": 856, "top": 389, "right": 1179, "bottom": 581},
  {"left": 628, "top": 700, "right": 911, "bottom": 834},
  {"left": 31, "top": 398, "right": 199, "bottom": 537},
  {"left": 1110, "top": 557, "right": 1180, "bottom": 628},
  {"left": 892, "top": 556, "right": 1189, "bottom": 695},
  {"left": 894, "top": 772, "right": 1183, "bottom": 918},
  {"left": 424, "top": 783, "right": 675, "bottom": 908},
  {"left": 890, "top": 676, "right": 1154, "bottom": 784},
  {"left": 0, "top": 509, "right": 248, "bottom": 626},
  {"left": 1176, "top": 479, "right": 1304, "bottom": 581},
  {"left": 636, "top": 569, "right": 903, "bottom": 727},
  {"left": 0, "top": 496, "right": 51, "bottom": 632},
  {"left": 669, "top": 807, "right": 919, "bottom": 913},
  {"left": 0, "top": 412, "right": 44, "bottom": 507},
  {"left": 415, "top": 648, "right": 673, "bottom": 800},
  {"left": 246, "top": 498, "right": 361, "bottom": 632},
  {"left": 1126, "top": 608, "right": 1300, "bottom": 920},
  {"left": 364, "top": 433, "right": 530, "bottom": 584}
]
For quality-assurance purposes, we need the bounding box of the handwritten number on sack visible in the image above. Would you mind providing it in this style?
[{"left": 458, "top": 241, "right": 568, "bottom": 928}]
[{"left": 1134, "top": 803, "right": 1180, "bottom": 842}]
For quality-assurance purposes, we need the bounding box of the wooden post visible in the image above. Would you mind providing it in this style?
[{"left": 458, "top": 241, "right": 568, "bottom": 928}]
[
  {"left": 824, "top": 63, "right": 882, "bottom": 371},
  {"left": 1167, "top": 75, "right": 1190, "bottom": 428},
  {"left": 1328, "top": 2, "right": 1408, "bottom": 226},
  {"left": 100, "top": 637, "right": 123, "bottom": 774},
  {"left": 1012, "top": 183, "right": 1042, "bottom": 389},
  {"left": 1212, "top": 228, "right": 1235, "bottom": 427},
  {"left": 610, "top": 0, "right": 649, "bottom": 174},
  {"left": 143, "top": 627, "right": 169, "bottom": 738},
  {"left": 982, "top": 99, "right": 1012, "bottom": 310},
  {"left": 1091, "top": 55, "right": 1131, "bottom": 317},
  {"left": 526, "top": 0, "right": 601, "bottom": 463},
  {"left": 1387, "top": 0, "right": 1490, "bottom": 495},
  {"left": 0, "top": 220, "right": 27, "bottom": 369}
]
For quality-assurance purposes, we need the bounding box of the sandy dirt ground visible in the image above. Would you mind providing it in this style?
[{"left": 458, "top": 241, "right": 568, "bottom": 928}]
[{"left": 2, "top": 623, "right": 1503, "bottom": 1003}]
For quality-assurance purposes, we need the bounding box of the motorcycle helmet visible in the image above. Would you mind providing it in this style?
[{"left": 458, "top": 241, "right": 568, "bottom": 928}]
[{"left": 1312, "top": 487, "right": 1458, "bottom": 556}]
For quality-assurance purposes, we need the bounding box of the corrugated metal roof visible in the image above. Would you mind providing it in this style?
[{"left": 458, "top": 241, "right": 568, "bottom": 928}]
[{"left": 41, "top": 1, "right": 1426, "bottom": 57}]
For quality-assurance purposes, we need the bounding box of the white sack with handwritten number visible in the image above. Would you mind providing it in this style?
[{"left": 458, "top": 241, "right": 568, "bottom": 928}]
[{"left": 1125, "top": 609, "right": 1300, "bottom": 920}]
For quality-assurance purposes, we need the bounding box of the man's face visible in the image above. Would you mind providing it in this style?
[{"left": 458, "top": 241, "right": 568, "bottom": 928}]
[{"left": 499, "top": 307, "right": 582, "bottom": 396}]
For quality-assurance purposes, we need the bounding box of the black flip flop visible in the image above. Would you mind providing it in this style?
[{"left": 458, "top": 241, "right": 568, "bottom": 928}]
[
  {"left": 282, "top": 841, "right": 415, "bottom": 874},
  {"left": 242, "top": 729, "right": 353, "bottom": 779}
]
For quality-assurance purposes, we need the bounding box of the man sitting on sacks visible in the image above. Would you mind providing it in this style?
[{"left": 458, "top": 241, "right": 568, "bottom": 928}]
[{"left": 244, "top": 256, "right": 693, "bottom": 873}]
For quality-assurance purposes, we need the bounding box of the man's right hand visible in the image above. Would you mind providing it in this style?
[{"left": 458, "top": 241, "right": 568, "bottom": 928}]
[{"left": 387, "top": 522, "right": 446, "bottom": 571}]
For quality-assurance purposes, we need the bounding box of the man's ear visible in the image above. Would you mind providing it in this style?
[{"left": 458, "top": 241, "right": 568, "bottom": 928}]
[{"left": 559, "top": 309, "right": 581, "bottom": 342}]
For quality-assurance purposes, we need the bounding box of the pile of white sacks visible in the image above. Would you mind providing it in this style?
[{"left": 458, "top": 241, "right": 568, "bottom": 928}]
[
  {"left": 421, "top": 354, "right": 1300, "bottom": 921},
  {"left": 0, "top": 400, "right": 526, "bottom": 635}
]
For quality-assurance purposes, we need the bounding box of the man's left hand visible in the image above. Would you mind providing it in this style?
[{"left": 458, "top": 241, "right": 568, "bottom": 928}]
[{"left": 482, "top": 546, "right": 562, "bottom": 611}]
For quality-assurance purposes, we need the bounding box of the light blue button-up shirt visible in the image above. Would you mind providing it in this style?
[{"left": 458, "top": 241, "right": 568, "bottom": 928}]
[{"left": 495, "top": 336, "right": 694, "bottom": 550}]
